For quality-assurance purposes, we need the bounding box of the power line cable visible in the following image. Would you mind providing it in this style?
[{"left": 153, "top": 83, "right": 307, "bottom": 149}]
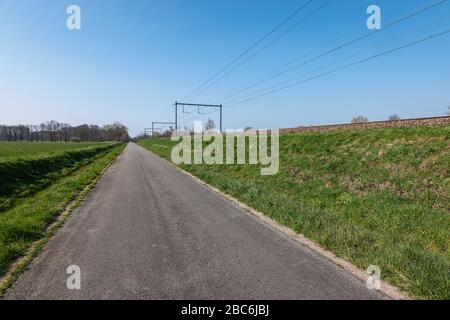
[
  {"left": 188, "top": 0, "right": 334, "bottom": 100},
  {"left": 179, "top": 0, "right": 314, "bottom": 102},
  {"left": 223, "top": 27, "right": 450, "bottom": 108},
  {"left": 210, "top": 0, "right": 448, "bottom": 104},
  {"left": 181, "top": 20, "right": 450, "bottom": 125},
  {"left": 223, "top": 15, "right": 450, "bottom": 106}
]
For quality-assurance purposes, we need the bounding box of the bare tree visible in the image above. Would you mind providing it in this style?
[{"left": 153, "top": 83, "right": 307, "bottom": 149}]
[
  {"left": 1, "top": 121, "right": 129, "bottom": 142},
  {"left": 102, "top": 122, "right": 129, "bottom": 142},
  {"left": 0, "top": 126, "right": 7, "bottom": 141},
  {"left": 160, "top": 126, "right": 174, "bottom": 138},
  {"left": 389, "top": 114, "right": 401, "bottom": 121},
  {"left": 351, "top": 116, "right": 369, "bottom": 123},
  {"left": 28, "top": 125, "right": 34, "bottom": 142},
  {"left": 18, "top": 125, "right": 29, "bottom": 141},
  {"left": 0, "top": 126, "right": 14, "bottom": 141},
  {"left": 46, "top": 120, "right": 61, "bottom": 142},
  {"left": 11, "top": 126, "right": 18, "bottom": 141},
  {"left": 60, "top": 123, "right": 71, "bottom": 142},
  {"left": 205, "top": 118, "right": 216, "bottom": 131}
]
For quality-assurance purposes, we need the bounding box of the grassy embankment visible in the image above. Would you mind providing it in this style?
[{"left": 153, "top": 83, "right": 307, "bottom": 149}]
[
  {"left": 0, "top": 142, "right": 125, "bottom": 280},
  {"left": 0, "top": 142, "right": 115, "bottom": 212},
  {"left": 138, "top": 126, "right": 450, "bottom": 299}
]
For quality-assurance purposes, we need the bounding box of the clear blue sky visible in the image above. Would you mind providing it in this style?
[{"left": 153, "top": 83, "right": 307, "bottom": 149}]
[{"left": 1, "top": 0, "right": 449, "bottom": 136}]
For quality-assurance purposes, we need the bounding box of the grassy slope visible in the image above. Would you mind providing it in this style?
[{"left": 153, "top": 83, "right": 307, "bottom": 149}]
[
  {"left": 0, "top": 143, "right": 116, "bottom": 212},
  {"left": 0, "top": 144, "right": 125, "bottom": 278},
  {"left": 138, "top": 126, "right": 450, "bottom": 299}
]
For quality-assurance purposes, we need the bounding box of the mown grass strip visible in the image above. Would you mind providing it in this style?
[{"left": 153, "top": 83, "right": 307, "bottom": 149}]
[
  {"left": 138, "top": 125, "right": 450, "bottom": 299},
  {"left": 0, "top": 143, "right": 125, "bottom": 286}
]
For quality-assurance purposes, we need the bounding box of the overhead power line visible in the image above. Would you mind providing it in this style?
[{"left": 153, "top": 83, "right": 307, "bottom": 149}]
[
  {"left": 190, "top": 0, "right": 334, "bottom": 99},
  {"left": 223, "top": 27, "right": 450, "bottom": 108},
  {"left": 211, "top": 0, "right": 449, "bottom": 104},
  {"left": 223, "top": 14, "right": 450, "bottom": 106},
  {"left": 179, "top": 0, "right": 314, "bottom": 102}
]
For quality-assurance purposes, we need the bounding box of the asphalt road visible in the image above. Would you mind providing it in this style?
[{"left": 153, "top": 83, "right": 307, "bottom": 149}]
[{"left": 4, "top": 143, "right": 386, "bottom": 300}]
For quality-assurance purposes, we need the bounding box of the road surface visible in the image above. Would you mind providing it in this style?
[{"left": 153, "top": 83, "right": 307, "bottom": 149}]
[{"left": 4, "top": 143, "right": 386, "bottom": 299}]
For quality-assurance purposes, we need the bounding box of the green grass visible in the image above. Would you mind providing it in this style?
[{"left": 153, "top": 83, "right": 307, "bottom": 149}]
[
  {"left": 0, "top": 142, "right": 110, "bottom": 162},
  {"left": 0, "top": 143, "right": 125, "bottom": 279},
  {"left": 138, "top": 126, "right": 450, "bottom": 300},
  {"left": 0, "top": 142, "right": 117, "bottom": 212}
]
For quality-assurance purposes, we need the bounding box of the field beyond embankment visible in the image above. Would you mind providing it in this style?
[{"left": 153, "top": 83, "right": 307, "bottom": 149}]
[
  {"left": 0, "top": 142, "right": 111, "bottom": 161},
  {"left": 138, "top": 125, "right": 450, "bottom": 299}
]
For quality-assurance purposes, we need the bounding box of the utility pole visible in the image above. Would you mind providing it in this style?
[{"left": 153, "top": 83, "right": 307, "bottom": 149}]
[
  {"left": 175, "top": 101, "right": 178, "bottom": 130},
  {"left": 174, "top": 102, "right": 223, "bottom": 132},
  {"left": 151, "top": 121, "right": 176, "bottom": 138},
  {"left": 220, "top": 104, "right": 222, "bottom": 132}
]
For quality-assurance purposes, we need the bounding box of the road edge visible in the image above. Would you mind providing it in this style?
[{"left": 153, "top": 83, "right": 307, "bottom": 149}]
[
  {"left": 138, "top": 144, "right": 412, "bottom": 301},
  {"left": 0, "top": 145, "right": 126, "bottom": 297}
]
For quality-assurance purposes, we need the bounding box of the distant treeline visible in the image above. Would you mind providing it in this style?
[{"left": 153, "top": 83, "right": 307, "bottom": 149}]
[{"left": 0, "top": 120, "right": 129, "bottom": 142}]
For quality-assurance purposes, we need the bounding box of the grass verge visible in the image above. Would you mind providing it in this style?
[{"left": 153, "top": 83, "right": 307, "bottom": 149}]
[
  {"left": 138, "top": 126, "right": 449, "bottom": 299},
  {"left": 0, "top": 143, "right": 125, "bottom": 294}
]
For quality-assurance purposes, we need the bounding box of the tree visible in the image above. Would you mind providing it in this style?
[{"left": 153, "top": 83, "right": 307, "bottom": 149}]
[
  {"left": 0, "top": 120, "right": 129, "bottom": 142},
  {"left": 0, "top": 126, "right": 7, "bottom": 141},
  {"left": 60, "top": 123, "right": 71, "bottom": 142},
  {"left": 74, "top": 124, "right": 90, "bottom": 142},
  {"left": 102, "top": 122, "right": 129, "bottom": 142},
  {"left": 46, "top": 120, "right": 60, "bottom": 142},
  {"left": 28, "top": 125, "right": 36, "bottom": 142},
  {"left": 447, "top": 105, "right": 450, "bottom": 116},
  {"left": 18, "top": 125, "right": 29, "bottom": 141},
  {"left": 351, "top": 116, "right": 369, "bottom": 123},
  {"left": 10, "top": 126, "right": 17, "bottom": 141},
  {"left": 205, "top": 118, "right": 216, "bottom": 131},
  {"left": 39, "top": 123, "right": 46, "bottom": 142},
  {"left": 389, "top": 114, "right": 401, "bottom": 121},
  {"left": 161, "top": 126, "right": 174, "bottom": 138}
]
